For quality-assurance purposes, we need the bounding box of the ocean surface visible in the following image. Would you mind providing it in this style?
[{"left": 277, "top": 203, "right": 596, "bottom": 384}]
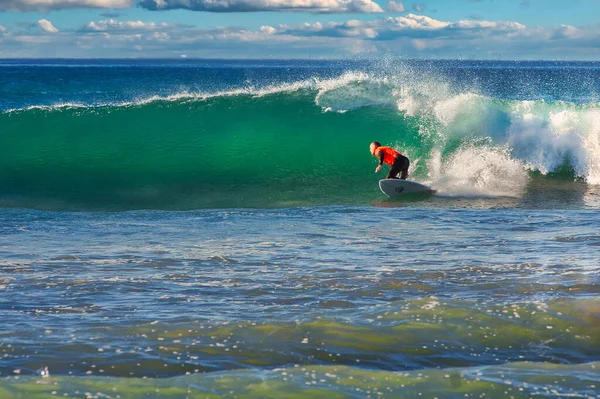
[{"left": 0, "top": 59, "right": 599, "bottom": 398}]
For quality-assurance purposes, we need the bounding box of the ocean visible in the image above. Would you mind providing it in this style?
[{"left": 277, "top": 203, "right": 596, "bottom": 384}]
[{"left": 0, "top": 58, "right": 598, "bottom": 398}]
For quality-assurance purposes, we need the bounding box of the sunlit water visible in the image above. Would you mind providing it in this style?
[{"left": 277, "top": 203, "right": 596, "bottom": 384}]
[{"left": 1, "top": 207, "right": 599, "bottom": 397}]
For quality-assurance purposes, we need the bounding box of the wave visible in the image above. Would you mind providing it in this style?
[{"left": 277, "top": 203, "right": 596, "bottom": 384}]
[
  {"left": 3, "top": 361, "right": 598, "bottom": 398},
  {"left": 2, "top": 296, "right": 598, "bottom": 377},
  {"left": 1, "top": 361, "right": 598, "bottom": 398},
  {"left": 2, "top": 71, "right": 600, "bottom": 210}
]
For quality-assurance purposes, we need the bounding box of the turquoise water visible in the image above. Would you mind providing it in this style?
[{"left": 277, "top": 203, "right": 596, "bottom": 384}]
[{"left": 0, "top": 60, "right": 599, "bottom": 398}]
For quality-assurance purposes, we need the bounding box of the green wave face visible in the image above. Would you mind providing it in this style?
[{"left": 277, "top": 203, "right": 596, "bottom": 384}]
[{"left": 0, "top": 93, "right": 426, "bottom": 210}]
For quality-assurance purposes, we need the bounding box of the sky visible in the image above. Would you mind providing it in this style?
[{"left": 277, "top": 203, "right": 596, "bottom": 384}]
[{"left": 0, "top": 0, "right": 599, "bottom": 59}]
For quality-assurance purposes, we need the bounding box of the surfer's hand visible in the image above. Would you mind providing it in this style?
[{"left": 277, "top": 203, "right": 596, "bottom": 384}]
[{"left": 375, "top": 165, "right": 382, "bottom": 173}]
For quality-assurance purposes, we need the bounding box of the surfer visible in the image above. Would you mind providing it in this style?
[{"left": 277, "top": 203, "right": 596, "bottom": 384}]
[{"left": 370, "top": 142, "right": 410, "bottom": 180}]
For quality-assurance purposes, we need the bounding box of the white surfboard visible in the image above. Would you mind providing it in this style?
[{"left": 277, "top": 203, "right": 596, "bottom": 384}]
[{"left": 379, "top": 179, "right": 435, "bottom": 197}]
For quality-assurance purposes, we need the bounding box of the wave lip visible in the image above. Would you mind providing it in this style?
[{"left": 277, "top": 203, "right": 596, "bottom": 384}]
[{"left": 2, "top": 71, "right": 375, "bottom": 114}]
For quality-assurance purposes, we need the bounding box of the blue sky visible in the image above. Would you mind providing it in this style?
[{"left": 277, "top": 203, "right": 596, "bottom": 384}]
[{"left": 0, "top": 0, "right": 599, "bottom": 59}]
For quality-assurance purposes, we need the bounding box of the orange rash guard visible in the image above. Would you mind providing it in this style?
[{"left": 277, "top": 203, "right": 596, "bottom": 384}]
[{"left": 374, "top": 146, "right": 400, "bottom": 166}]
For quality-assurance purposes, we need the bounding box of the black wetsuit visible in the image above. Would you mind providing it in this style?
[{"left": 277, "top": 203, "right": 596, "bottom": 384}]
[{"left": 379, "top": 151, "right": 410, "bottom": 180}]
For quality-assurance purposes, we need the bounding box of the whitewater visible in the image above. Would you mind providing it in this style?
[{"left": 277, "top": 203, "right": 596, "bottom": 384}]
[{"left": 0, "top": 59, "right": 598, "bottom": 398}]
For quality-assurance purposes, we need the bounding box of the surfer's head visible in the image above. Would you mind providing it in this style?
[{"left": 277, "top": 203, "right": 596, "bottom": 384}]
[{"left": 370, "top": 141, "right": 381, "bottom": 155}]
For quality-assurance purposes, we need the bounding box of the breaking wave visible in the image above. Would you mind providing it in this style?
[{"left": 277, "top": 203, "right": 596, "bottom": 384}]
[{"left": 2, "top": 69, "right": 600, "bottom": 210}]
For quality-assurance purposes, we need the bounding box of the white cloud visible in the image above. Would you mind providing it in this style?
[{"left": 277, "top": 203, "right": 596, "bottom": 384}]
[
  {"left": 0, "top": 0, "right": 134, "bottom": 12},
  {"left": 260, "top": 26, "right": 277, "bottom": 35},
  {"left": 150, "top": 31, "right": 169, "bottom": 40},
  {"left": 275, "top": 14, "right": 526, "bottom": 40},
  {"left": 38, "top": 19, "right": 59, "bottom": 33},
  {"left": 454, "top": 19, "right": 525, "bottom": 30},
  {"left": 0, "top": 25, "right": 7, "bottom": 33},
  {"left": 552, "top": 24, "right": 580, "bottom": 39},
  {"left": 387, "top": 0, "right": 405, "bottom": 12},
  {"left": 82, "top": 19, "right": 174, "bottom": 31},
  {"left": 138, "top": 0, "right": 384, "bottom": 13},
  {"left": 390, "top": 14, "right": 449, "bottom": 29},
  {"left": 278, "top": 19, "right": 379, "bottom": 38}
]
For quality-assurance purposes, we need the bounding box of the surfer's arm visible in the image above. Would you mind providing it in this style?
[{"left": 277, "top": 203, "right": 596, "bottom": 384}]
[{"left": 375, "top": 152, "right": 384, "bottom": 172}]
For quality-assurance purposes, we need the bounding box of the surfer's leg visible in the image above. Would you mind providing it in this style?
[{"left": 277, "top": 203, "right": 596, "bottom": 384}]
[
  {"left": 387, "top": 155, "right": 404, "bottom": 179},
  {"left": 386, "top": 164, "right": 400, "bottom": 179},
  {"left": 400, "top": 158, "right": 410, "bottom": 180}
]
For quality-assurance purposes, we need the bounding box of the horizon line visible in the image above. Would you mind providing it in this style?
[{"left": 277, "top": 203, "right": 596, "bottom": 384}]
[{"left": 1, "top": 57, "right": 600, "bottom": 62}]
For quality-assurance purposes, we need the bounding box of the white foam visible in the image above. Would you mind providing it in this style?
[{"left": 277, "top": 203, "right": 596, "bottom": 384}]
[
  {"left": 504, "top": 101, "right": 600, "bottom": 184},
  {"left": 314, "top": 71, "right": 392, "bottom": 112},
  {"left": 433, "top": 93, "right": 482, "bottom": 127},
  {"left": 427, "top": 144, "right": 529, "bottom": 198},
  {"left": 4, "top": 102, "right": 88, "bottom": 113},
  {"left": 390, "top": 81, "right": 600, "bottom": 186}
]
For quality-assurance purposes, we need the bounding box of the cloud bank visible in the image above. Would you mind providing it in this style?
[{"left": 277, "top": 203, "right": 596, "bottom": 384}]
[
  {"left": 0, "top": 0, "right": 134, "bottom": 12},
  {"left": 1, "top": 13, "right": 598, "bottom": 60},
  {"left": 82, "top": 19, "right": 176, "bottom": 31},
  {"left": 270, "top": 14, "right": 526, "bottom": 40},
  {"left": 0, "top": 0, "right": 405, "bottom": 12},
  {"left": 138, "top": 0, "right": 384, "bottom": 13}
]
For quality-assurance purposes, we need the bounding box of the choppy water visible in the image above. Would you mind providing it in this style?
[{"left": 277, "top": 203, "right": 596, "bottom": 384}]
[{"left": 0, "top": 59, "right": 599, "bottom": 398}]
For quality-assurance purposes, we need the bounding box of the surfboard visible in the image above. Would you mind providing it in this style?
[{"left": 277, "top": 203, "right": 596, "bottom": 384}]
[{"left": 379, "top": 179, "right": 435, "bottom": 197}]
